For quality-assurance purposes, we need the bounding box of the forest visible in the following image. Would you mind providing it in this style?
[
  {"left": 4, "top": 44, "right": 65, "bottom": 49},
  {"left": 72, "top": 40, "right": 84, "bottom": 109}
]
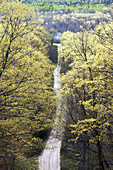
[
  {"left": 0, "top": 0, "right": 57, "bottom": 169},
  {"left": 0, "top": 0, "right": 113, "bottom": 169},
  {"left": 23, "top": 0, "right": 112, "bottom": 13},
  {"left": 60, "top": 17, "right": 113, "bottom": 169}
]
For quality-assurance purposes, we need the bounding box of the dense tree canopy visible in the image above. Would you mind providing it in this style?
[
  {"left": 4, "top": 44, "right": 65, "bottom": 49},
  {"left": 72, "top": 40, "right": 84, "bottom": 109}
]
[
  {"left": 22, "top": 0, "right": 111, "bottom": 13},
  {"left": 60, "top": 19, "right": 113, "bottom": 169},
  {"left": 0, "top": 0, "right": 56, "bottom": 169}
]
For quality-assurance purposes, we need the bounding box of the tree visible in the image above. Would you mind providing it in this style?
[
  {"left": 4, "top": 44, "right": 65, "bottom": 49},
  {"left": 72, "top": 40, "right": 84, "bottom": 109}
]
[
  {"left": 0, "top": 0, "right": 56, "bottom": 169},
  {"left": 60, "top": 22, "right": 113, "bottom": 169}
]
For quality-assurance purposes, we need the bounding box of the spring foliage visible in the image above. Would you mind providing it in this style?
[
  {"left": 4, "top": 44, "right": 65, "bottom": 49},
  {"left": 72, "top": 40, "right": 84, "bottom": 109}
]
[
  {"left": 60, "top": 19, "right": 113, "bottom": 168},
  {"left": 0, "top": 0, "right": 56, "bottom": 168}
]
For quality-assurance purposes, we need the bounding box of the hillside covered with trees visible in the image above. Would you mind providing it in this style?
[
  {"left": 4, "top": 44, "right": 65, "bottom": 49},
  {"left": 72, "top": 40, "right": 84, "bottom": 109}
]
[
  {"left": 0, "top": 1, "right": 56, "bottom": 169},
  {"left": 21, "top": 0, "right": 112, "bottom": 39},
  {"left": 60, "top": 9, "right": 113, "bottom": 169},
  {"left": 0, "top": 0, "right": 113, "bottom": 169},
  {"left": 23, "top": 0, "right": 112, "bottom": 13},
  {"left": 40, "top": 12, "right": 110, "bottom": 34}
]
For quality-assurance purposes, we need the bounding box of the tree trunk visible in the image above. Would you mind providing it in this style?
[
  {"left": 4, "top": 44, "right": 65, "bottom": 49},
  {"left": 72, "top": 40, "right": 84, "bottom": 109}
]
[{"left": 97, "top": 141, "right": 105, "bottom": 170}]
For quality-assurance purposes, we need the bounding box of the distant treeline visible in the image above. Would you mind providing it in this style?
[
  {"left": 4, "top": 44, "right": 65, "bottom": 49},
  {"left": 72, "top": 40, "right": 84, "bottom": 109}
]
[
  {"left": 40, "top": 12, "right": 110, "bottom": 34},
  {"left": 23, "top": 0, "right": 112, "bottom": 4},
  {"left": 23, "top": 0, "right": 112, "bottom": 13}
]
